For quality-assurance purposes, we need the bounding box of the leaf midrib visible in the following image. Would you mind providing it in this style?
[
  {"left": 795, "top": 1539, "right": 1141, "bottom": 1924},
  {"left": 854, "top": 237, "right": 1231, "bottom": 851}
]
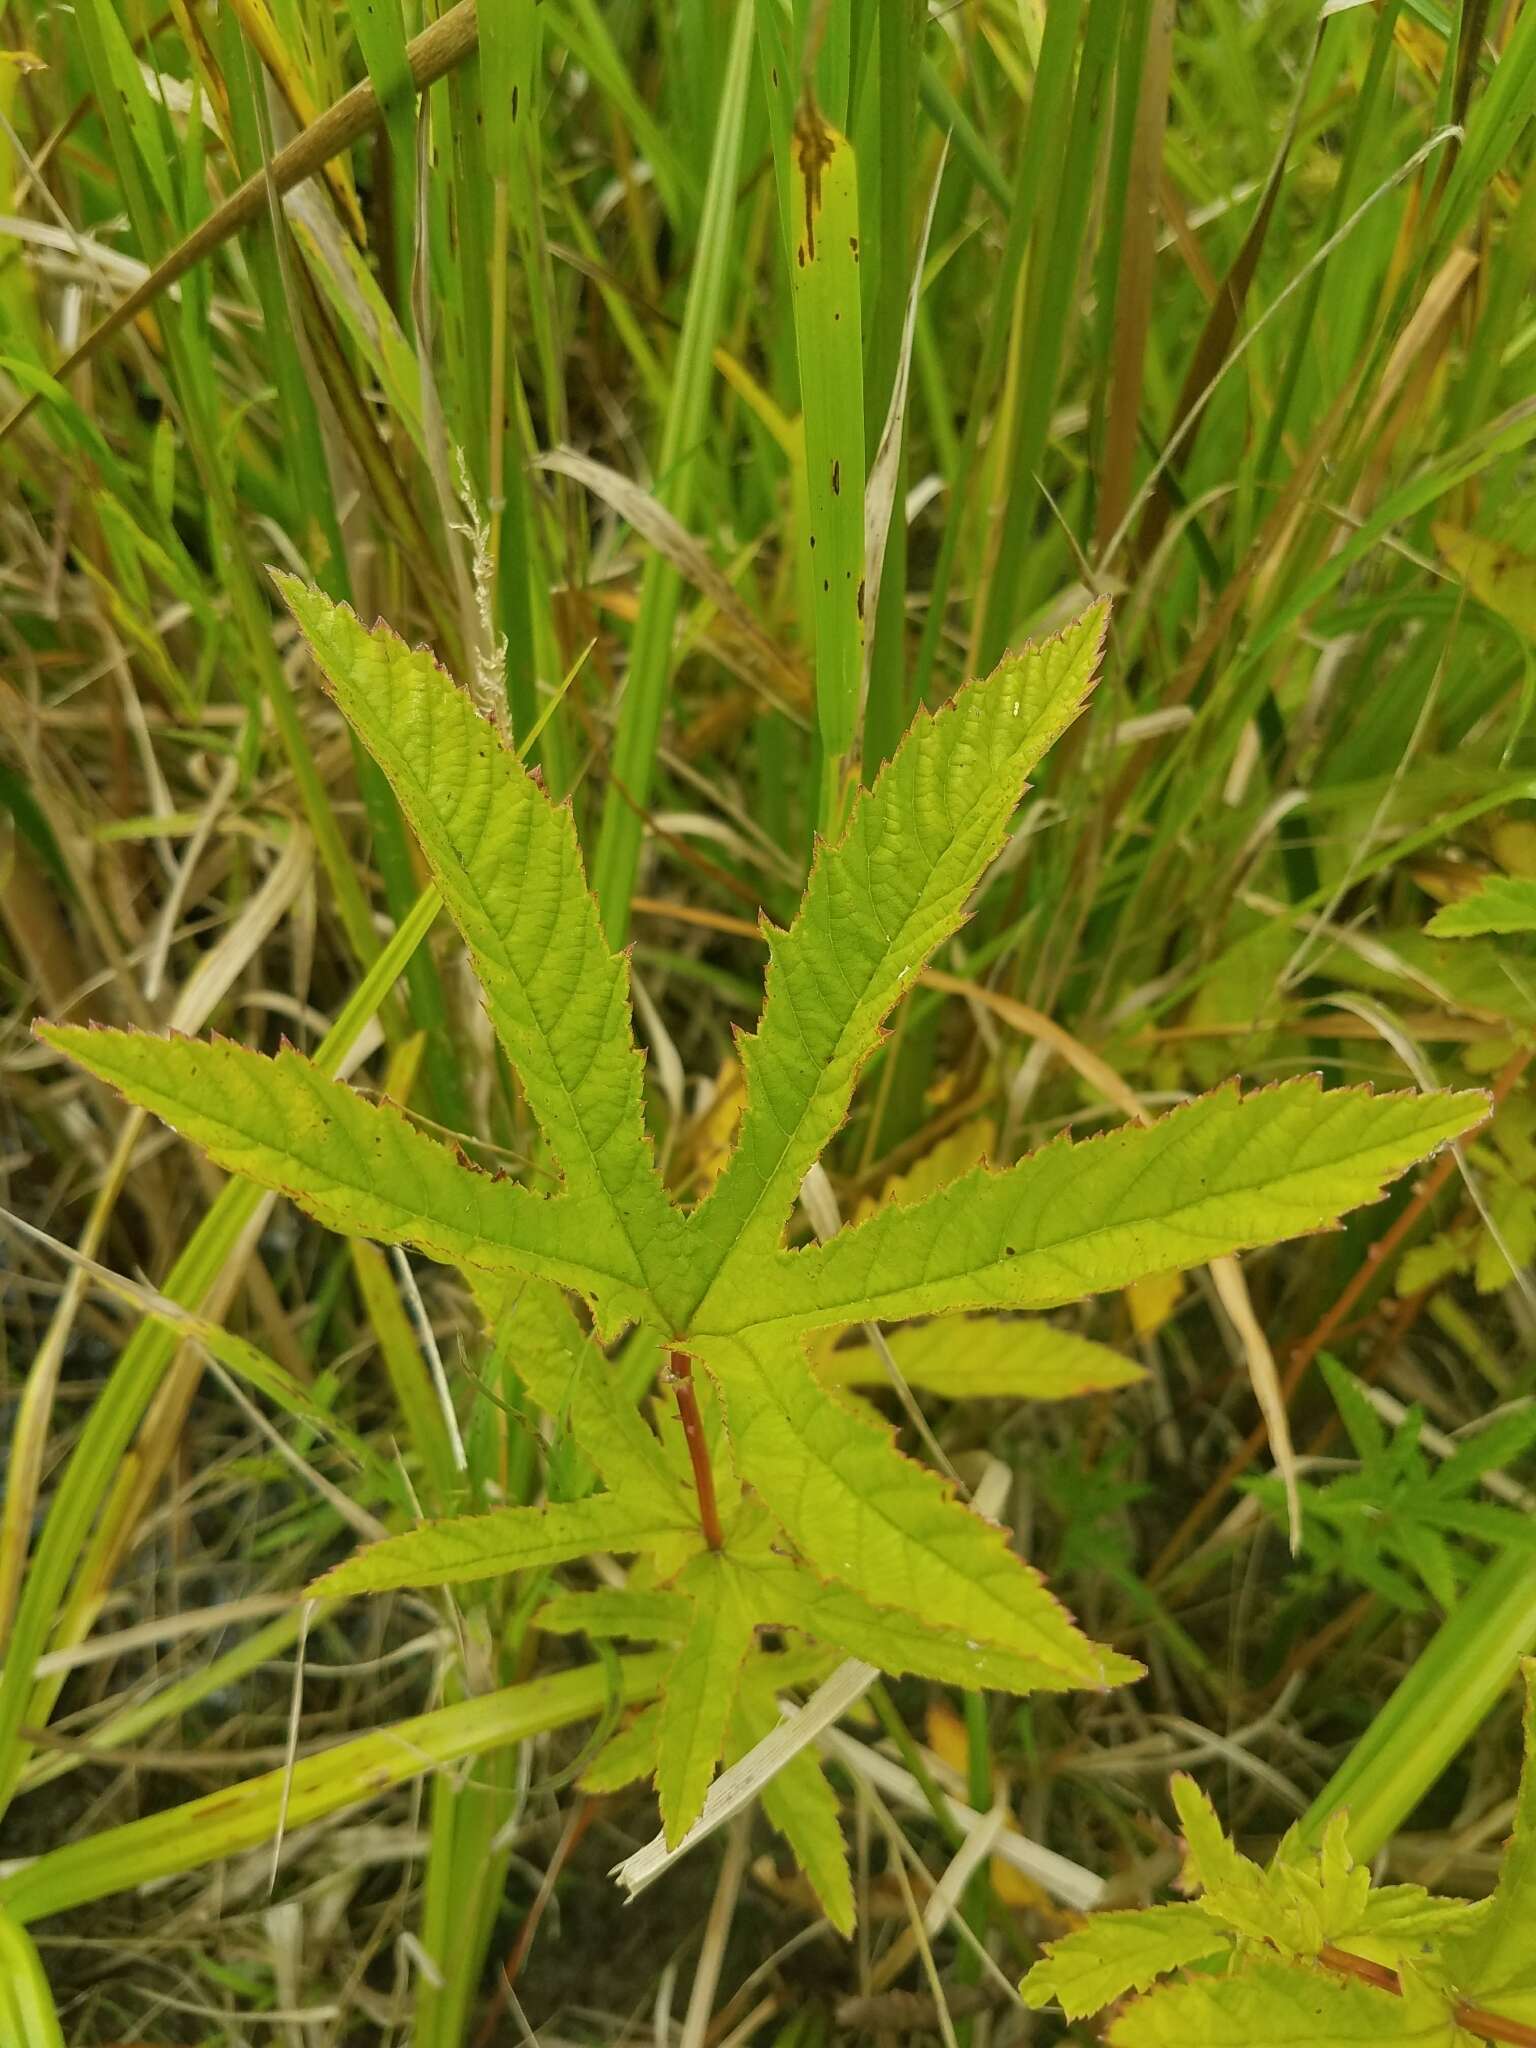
[
  {"left": 344, "top": 683, "right": 684, "bottom": 1300},
  {"left": 696, "top": 1106, "right": 1474, "bottom": 1337}
]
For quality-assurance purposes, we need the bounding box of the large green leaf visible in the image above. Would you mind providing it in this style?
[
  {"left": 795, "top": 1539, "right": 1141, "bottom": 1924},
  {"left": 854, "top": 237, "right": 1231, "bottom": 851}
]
[
  {"left": 700, "top": 1081, "right": 1488, "bottom": 1337},
  {"left": 275, "top": 580, "right": 688, "bottom": 1309},
  {"left": 701, "top": 1328, "right": 1139, "bottom": 1687},
  {"left": 655, "top": 1553, "right": 757, "bottom": 1845},
  {"left": 38, "top": 1027, "right": 649, "bottom": 1332},
  {"left": 682, "top": 606, "right": 1107, "bottom": 1299},
  {"left": 736, "top": 1554, "right": 1106, "bottom": 1695},
  {"left": 311, "top": 1493, "right": 681, "bottom": 1596}
]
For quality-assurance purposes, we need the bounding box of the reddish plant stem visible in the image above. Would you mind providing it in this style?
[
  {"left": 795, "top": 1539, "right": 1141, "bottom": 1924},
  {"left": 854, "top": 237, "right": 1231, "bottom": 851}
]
[
  {"left": 474, "top": 1797, "right": 600, "bottom": 2048},
  {"left": 1320, "top": 1944, "right": 1536, "bottom": 2048},
  {"left": 669, "top": 1349, "right": 724, "bottom": 1551}
]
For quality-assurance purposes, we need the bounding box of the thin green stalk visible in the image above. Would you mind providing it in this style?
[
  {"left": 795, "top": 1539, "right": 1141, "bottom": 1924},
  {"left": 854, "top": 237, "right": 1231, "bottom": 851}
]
[
  {"left": 0, "top": 1907, "right": 64, "bottom": 2048},
  {"left": 910, "top": 0, "right": 1085, "bottom": 707},
  {"left": 1, "top": 1651, "right": 668, "bottom": 1924},
  {"left": 787, "top": 98, "right": 866, "bottom": 833},
  {"left": 590, "top": 0, "right": 754, "bottom": 942},
  {"left": 976, "top": 0, "right": 1128, "bottom": 670}
]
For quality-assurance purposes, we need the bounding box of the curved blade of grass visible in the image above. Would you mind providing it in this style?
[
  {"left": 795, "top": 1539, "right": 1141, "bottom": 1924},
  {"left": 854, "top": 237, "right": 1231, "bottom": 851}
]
[
  {"left": 0, "top": 2, "right": 482, "bottom": 450},
  {"left": 0, "top": 1907, "right": 64, "bottom": 2048},
  {"left": 974, "top": 0, "right": 1126, "bottom": 669},
  {"left": 1299, "top": 1550, "right": 1536, "bottom": 1861},
  {"left": 0, "top": 1651, "right": 669, "bottom": 1924}
]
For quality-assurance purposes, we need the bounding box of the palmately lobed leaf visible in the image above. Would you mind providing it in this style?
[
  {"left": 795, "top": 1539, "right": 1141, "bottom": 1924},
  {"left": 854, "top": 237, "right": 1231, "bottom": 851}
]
[
  {"left": 683, "top": 604, "right": 1108, "bottom": 1297},
  {"left": 703, "top": 1078, "right": 1489, "bottom": 1336},
  {"left": 275, "top": 579, "right": 689, "bottom": 1313},
  {"left": 37, "top": 1025, "right": 653, "bottom": 1336},
  {"left": 1020, "top": 1906, "right": 1230, "bottom": 2019},
  {"left": 1106, "top": 1959, "right": 1458, "bottom": 2047},
  {"left": 737, "top": 1554, "right": 1115, "bottom": 1695},
  {"left": 702, "top": 1329, "right": 1141, "bottom": 1689}
]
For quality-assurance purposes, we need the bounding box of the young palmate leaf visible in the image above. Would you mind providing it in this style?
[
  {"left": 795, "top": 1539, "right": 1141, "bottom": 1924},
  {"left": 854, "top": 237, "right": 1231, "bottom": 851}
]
[
  {"left": 39, "top": 584, "right": 1489, "bottom": 1873},
  {"left": 1019, "top": 1905, "right": 1229, "bottom": 2020},
  {"left": 1023, "top": 1662, "right": 1536, "bottom": 2046},
  {"left": 1107, "top": 1959, "right": 1459, "bottom": 2048},
  {"left": 1440, "top": 1668, "right": 1536, "bottom": 2025},
  {"left": 1427, "top": 874, "right": 1536, "bottom": 937}
]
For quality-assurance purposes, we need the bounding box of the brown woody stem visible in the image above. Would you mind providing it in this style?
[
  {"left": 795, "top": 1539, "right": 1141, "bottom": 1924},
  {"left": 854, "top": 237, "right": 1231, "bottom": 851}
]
[
  {"left": 668, "top": 1350, "right": 723, "bottom": 1551},
  {"left": 1320, "top": 1944, "right": 1536, "bottom": 2048}
]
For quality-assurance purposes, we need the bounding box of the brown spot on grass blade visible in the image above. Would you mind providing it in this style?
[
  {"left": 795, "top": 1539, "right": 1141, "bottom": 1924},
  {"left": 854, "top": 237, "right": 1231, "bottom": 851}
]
[{"left": 793, "top": 97, "right": 836, "bottom": 262}]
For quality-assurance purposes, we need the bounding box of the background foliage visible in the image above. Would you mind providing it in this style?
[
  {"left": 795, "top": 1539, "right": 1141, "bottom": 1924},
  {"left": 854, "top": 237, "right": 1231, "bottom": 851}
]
[{"left": 1, "top": 0, "right": 1534, "bottom": 2040}]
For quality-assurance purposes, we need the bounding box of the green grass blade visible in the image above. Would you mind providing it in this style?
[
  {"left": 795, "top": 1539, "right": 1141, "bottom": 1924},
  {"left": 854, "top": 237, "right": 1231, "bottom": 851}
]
[
  {"left": 588, "top": 0, "right": 755, "bottom": 942},
  {"left": 0, "top": 1906, "right": 65, "bottom": 2048},
  {"left": 0, "top": 1652, "right": 668, "bottom": 1924},
  {"left": 1298, "top": 1551, "right": 1536, "bottom": 1861},
  {"left": 787, "top": 102, "right": 867, "bottom": 826}
]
